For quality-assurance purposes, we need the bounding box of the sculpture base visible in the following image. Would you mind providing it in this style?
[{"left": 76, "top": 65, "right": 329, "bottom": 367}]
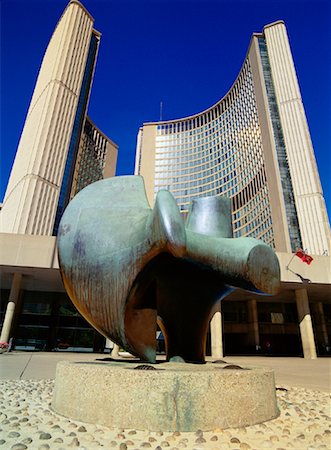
[{"left": 52, "top": 361, "right": 279, "bottom": 431}]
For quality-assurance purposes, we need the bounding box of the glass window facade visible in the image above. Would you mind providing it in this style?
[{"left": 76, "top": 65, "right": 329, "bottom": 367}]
[
  {"left": 151, "top": 59, "right": 275, "bottom": 247},
  {"left": 14, "top": 291, "right": 95, "bottom": 350},
  {"left": 258, "top": 37, "right": 302, "bottom": 252},
  {"left": 71, "top": 118, "right": 109, "bottom": 196},
  {"left": 257, "top": 301, "right": 298, "bottom": 324},
  {"left": 222, "top": 301, "right": 248, "bottom": 323}
]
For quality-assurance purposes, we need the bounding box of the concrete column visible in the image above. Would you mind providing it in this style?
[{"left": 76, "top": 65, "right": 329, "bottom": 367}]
[
  {"left": 295, "top": 288, "right": 317, "bottom": 359},
  {"left": 316, "top": 302, "right": 330, "bottom": 348},
  {"left": 210, "top": 301, "right": 223, "bottom": 358},
  {"left": 0, "top": 273, "right": 22, "bottom": 343},
  {"left": 248, "top": 299, "right": 260, "bottom": 349},
  {"left": 106, "top": 338, "right": 121, "bottom": 357},
  {"left": 105, "top": 338, "right": 113, "bottom": 350},
  {"left": 111, "top": 344, "right": 120, "bottom": 358}
]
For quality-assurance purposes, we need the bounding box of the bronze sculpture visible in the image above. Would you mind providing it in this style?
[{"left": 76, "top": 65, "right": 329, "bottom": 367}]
[{"left": 58, "top": 176, "right": 280, "bottom": 363}]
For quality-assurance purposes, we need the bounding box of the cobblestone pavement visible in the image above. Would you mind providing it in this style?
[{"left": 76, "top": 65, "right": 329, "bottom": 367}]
[{"left": 0, "top": 379, "right": 330, "bottom": 450}]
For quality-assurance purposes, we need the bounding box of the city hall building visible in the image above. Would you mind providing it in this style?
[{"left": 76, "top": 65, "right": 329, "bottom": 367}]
[
  {"left": 135, "top": 21, "right": 331, "bottom": 358},
  {"left": 0, "top": 2, "right": 330, "bottom": 357}
]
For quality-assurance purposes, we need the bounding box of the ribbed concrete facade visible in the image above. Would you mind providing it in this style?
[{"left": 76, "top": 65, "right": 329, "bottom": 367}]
[
  {"left": 0, "top": 1, "right": 120, "bottom": 355},
  {"left": 263, "top": 23, "right": 330, "bottom": 255},
  {"left": 135, "top": 21, "right": 330, "bottom": 257},
  {"left": 0, "top": 1, "right": 99, "bottom": 235}
]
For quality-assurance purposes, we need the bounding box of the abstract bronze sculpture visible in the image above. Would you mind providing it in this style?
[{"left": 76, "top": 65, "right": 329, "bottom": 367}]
[{"left": 58, "top": 176, "right": 280, "bottom": 363}]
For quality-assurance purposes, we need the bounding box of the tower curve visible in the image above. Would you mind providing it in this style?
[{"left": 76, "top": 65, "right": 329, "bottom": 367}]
[
  {"left": 1, "top": 1, "right": 98, "bottom": 235},
  {"left": 136, "top": 21, "right": 330, "bottom": 256}
]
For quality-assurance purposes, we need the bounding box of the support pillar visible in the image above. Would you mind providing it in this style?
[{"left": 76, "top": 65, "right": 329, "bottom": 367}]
[
  {"left": 111, "top": 344, "right": 120, "bottom": 358},
  {"left": 210, "top": 301, "right": 223, "bottom": 358},
  {"left": 105, "top": 338, "right": 113, "bottom": 351},
  {"left": 295, "top": 288, "right": 317, "bottom": 359},
  {"left": 247, "top": 299, "right": 260, "bottom": 350},
  {"left": 0, "top": 273, "right": 22, "bottom": 343},
  {"left": 316, "top": 302, "right": 330, "bottom": 349},
  {"left": 106, "top": 338, "right": 120, "bottom": 357}
]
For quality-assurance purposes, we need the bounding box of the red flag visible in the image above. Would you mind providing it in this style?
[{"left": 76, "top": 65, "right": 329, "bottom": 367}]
[{"left": 295, "top": 249, "right": 313, "bottom": 265}]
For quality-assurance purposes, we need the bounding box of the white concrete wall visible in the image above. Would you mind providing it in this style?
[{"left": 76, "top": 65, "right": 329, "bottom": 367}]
[
  {"left": 0, "top": 233, "right": 58, "bottom": 269},
  {"left": 0, "top": 232, "right": 329, "bottom": 287},
  {"left": 264, "top": 22, "right": 331, "bottom": 256},
  {"left": 276, "top": 251, "right": 331, "bottom": 284}
]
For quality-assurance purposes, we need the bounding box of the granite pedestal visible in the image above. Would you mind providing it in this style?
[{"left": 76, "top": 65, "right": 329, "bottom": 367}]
[{"left": 52, "top": 361, "right": 279, "bottom": 431}]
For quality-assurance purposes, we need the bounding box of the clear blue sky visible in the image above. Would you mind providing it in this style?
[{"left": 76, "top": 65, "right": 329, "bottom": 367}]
[{"left": 1, "top": 0, "right": 330, "bottom": 218}]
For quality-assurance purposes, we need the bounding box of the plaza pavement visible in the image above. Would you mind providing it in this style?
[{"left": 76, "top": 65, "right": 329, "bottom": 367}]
[
  {"left": 1, "top": 351, "right": 330, "bottom": 449},
  {"left": 0, "top": 351, "right": 330, "bottom": 392}
]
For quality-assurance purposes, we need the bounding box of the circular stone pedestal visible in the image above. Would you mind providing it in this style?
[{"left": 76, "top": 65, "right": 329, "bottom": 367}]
[{"left": 52, "top": 361, "right": 279, "bottom": 431}]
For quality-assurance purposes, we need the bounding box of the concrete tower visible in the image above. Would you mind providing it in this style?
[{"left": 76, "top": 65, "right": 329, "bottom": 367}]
[
  {"left": 0, "top": 1, "right": 111, "bottom": 235},
  {"left": 262, "top": 23, "right": 330, "bottom": 256}
]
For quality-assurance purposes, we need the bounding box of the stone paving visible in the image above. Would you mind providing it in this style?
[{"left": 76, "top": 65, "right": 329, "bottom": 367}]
[
  {"left": 0, "top": 353, "right": 330, "bottom": 449},
  {"left": 0, "top": 378, "right": 330, "bottom": 450}
]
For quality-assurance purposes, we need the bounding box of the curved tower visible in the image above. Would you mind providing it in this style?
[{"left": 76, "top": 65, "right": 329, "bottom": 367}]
[
  {"left": 135, "top": 21, "right": 330, "bottom": 256},
  {"left": 0, "top": 1, "right": 105, "bottom": 235}
]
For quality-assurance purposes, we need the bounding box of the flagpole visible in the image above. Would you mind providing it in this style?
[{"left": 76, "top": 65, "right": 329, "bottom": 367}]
[
  {"left": 160, "top": 101, "right": 163, "bottom": 121},
  {"left": 287, "top": 267, "right": 311, "bottom": 283},
  {"left": 286, "top": 252, "right": 296, "bottom": 270}
]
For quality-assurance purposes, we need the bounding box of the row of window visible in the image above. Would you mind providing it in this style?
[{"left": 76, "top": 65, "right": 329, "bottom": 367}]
[
  {"left": 151, "top": 58, "right": 275, "bottom": 247},
  {"left": 72, "top": 120, "right": 109, "bottom": 196},
  {"left": 156, "top": 63, "right": 256, "bottom": 134}
]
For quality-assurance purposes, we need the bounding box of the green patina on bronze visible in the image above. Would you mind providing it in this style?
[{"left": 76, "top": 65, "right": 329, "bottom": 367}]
[{"left": 58, "top": 175, "right": 280, "bottom": 363}]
